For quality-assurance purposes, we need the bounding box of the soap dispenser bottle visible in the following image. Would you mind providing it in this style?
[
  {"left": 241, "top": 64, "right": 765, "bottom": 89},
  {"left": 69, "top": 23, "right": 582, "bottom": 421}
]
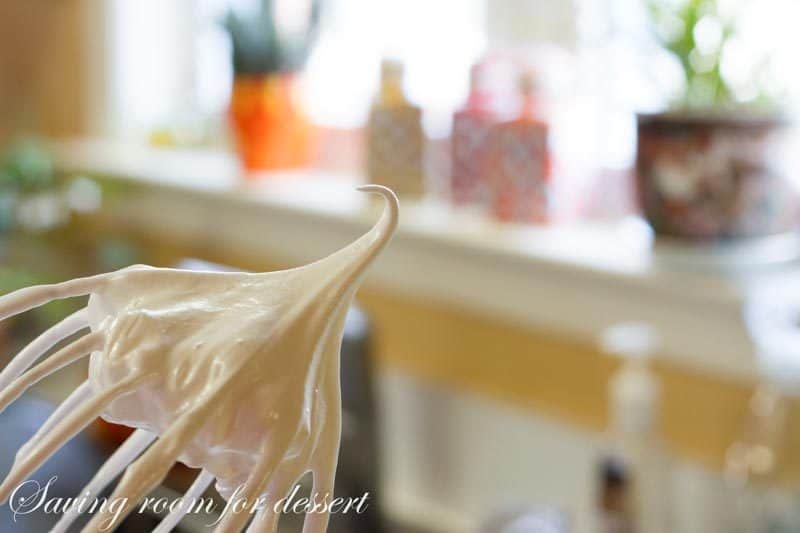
[
  {"left": 450, "top": 59, "right": 511, "bottom": 207},
  {"left": 486, "top": 69, "right": 552, "bottom": 223},
  {"left": 366, "top": 59, "right": 425, "bottom": 198},
  {"left": 600, "top": 323, "right": 670, "bottom": 533}
]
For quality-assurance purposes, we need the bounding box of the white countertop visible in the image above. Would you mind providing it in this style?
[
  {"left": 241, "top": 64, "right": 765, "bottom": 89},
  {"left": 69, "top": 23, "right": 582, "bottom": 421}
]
[{"left": 52, "top": 139, "right": 800, "bottom": 383}]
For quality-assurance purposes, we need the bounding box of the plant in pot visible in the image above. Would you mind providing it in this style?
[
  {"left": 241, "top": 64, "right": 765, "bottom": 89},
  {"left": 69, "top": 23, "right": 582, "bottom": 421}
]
[
  {"left": 0, "top": 139, "right": 67, "bottom": 233},
  {"left": 637, "top": 0, "right": 796, "bottom": 241},
  {"left": 224, "top": 0, "right": 320, "bottom": 173}
]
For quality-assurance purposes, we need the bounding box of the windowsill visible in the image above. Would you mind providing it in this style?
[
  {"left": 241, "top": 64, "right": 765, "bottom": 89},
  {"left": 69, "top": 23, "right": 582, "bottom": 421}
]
[{"left": 52, "top": 138, "right": 800, "bottom": 382}]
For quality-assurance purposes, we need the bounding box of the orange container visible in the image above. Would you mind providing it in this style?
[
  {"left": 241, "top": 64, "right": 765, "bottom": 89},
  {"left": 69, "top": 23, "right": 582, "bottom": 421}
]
[{"left": 229, "top": 74, "right": 314, "bottom": 173}]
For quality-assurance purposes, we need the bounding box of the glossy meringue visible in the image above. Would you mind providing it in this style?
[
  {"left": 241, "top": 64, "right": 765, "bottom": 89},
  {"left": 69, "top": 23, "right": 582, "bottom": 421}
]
[{"left": 0, "top": 185, "right": 399, "bottom": 533}]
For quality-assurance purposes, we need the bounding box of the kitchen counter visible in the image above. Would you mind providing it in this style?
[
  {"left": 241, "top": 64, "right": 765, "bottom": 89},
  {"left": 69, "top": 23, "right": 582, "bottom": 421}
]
[{"left": 53, "top": 139, "right": 800, "bottom": 382}]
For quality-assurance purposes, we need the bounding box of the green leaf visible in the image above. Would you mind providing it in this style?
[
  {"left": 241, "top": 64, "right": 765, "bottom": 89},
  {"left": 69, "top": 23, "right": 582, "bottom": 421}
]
[{"left": 222, "top": 0, "right": 321, "bottom": 75}]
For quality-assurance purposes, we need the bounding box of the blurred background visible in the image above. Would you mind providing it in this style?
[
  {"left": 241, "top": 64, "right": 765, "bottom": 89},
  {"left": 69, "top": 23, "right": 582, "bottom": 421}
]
[{"left": 2, "top": 0, "right": 800, "bottom": 531}]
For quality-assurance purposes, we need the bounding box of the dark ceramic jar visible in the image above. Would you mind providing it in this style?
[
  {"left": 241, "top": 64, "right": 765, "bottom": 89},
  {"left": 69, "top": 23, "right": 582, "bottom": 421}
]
[{"left": 635, "top": 113, "right": 798, "bottom": 240}]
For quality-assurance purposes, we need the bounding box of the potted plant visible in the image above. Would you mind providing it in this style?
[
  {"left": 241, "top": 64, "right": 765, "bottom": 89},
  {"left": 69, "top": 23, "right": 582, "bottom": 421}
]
[
  {"left": 223, "top": 0, "right": 320, "bottom": 173},
  {"left": 636, "top": 0, "right": 797, "bottom": 241},
  {"left": 0, "top": 139, "right": 66, "bottom": 233}
]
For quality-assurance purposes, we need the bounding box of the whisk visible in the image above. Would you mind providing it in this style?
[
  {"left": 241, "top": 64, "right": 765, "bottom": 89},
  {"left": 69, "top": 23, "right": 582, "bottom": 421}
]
[{"left": 0, "top": 185, "right": 398, "bottom": 533}]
